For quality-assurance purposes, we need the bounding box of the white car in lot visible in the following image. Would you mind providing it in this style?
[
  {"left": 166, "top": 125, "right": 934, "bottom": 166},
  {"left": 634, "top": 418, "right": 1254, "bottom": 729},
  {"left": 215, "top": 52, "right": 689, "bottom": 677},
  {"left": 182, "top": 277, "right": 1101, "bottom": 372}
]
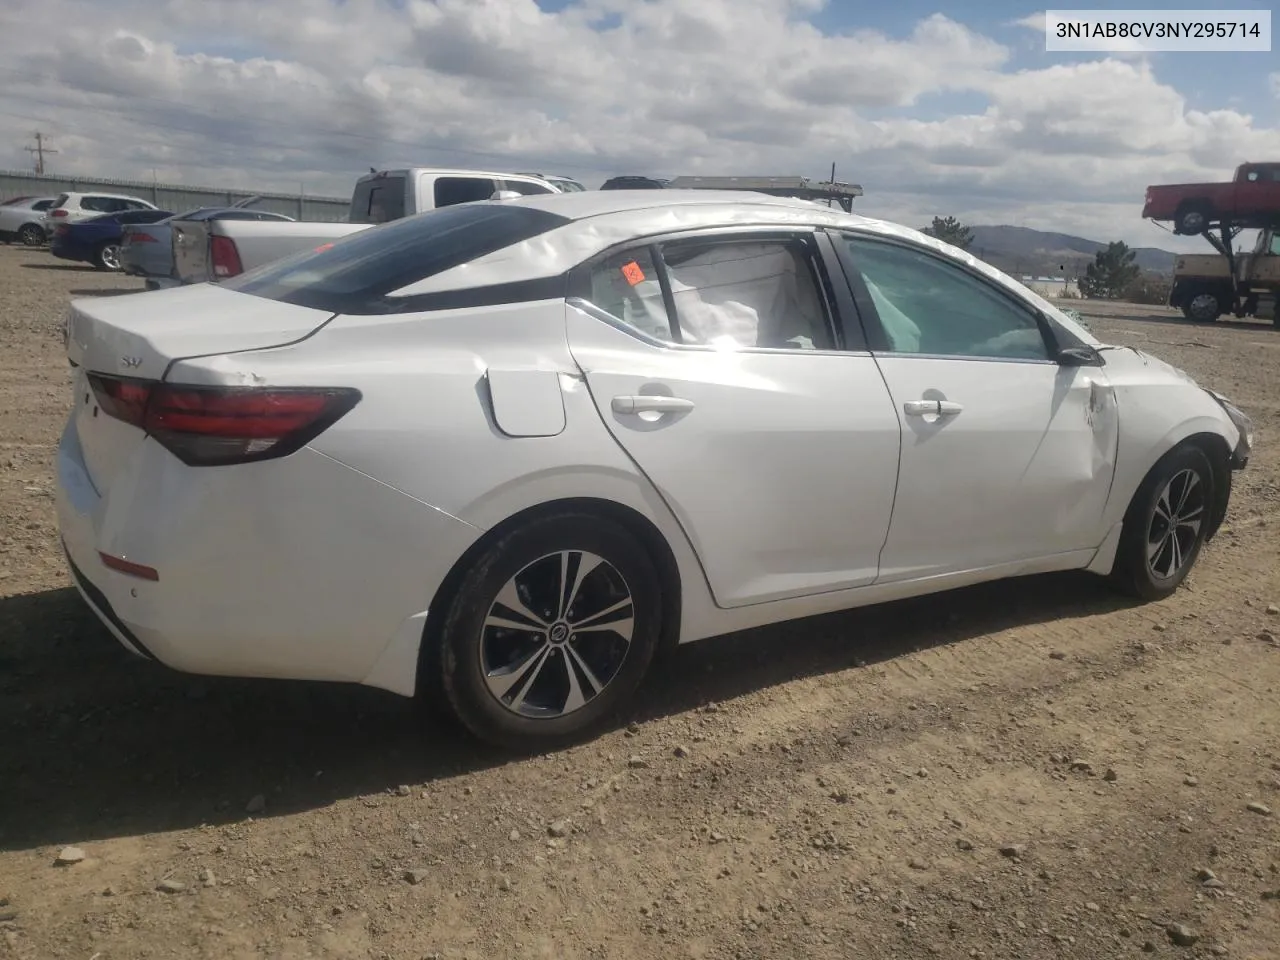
[
  {"left": 43, "top": 192, "right": 158, "bottom": 234},
  {"left": 55, "top": 190, "right": 1253, "bottom": 750}
]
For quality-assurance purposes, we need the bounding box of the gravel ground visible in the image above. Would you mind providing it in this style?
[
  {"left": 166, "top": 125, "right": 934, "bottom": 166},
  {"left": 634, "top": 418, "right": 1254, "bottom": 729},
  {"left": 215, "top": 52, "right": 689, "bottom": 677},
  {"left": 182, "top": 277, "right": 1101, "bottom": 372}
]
[{"left": 1, "top": 243, "right": 1278, "bottom": 960}]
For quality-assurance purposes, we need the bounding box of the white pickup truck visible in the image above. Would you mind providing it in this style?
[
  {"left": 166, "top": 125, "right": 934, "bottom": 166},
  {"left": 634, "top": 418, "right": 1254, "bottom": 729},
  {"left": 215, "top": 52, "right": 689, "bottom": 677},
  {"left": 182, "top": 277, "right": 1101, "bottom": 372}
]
[{"left": 170, "top": 167, "right": 565, "bottom": 285}]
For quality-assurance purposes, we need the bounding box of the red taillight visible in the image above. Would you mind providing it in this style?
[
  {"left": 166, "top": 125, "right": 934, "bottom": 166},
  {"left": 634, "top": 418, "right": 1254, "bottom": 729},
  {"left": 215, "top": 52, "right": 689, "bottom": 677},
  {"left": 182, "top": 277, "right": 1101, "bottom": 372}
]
[
  {"left": 129, "top": 231, "right": 157, "bottom": 243},
  {"left": 54, "top": 225, "right": 68, "bottom": 237},
  {"left": 210, "top": 235, "right": 243, "bottom": 278},
  {"left": 51, "top": 209, "right": 68, "bottom": 218},
  {"left": 86, "top": 374, "right": 360, "bottom": 466}
]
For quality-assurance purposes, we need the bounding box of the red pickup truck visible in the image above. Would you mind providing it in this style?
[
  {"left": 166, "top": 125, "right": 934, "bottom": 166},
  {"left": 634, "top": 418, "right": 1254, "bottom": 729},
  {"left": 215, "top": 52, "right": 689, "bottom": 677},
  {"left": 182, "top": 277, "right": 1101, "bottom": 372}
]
[{"left": 1143, "top": 162, "right": 1280, "bottom": 235}]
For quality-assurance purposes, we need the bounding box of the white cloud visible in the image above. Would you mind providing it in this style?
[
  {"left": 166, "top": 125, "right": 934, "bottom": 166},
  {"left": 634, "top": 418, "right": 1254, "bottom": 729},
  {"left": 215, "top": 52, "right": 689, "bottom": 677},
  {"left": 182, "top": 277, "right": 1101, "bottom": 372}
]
[
  {"left": 1010, "top": 11, "right": 1045, "bottom": 32},
  {"left": 0, "top": 0, "right": 1275, "bottom": 251}
]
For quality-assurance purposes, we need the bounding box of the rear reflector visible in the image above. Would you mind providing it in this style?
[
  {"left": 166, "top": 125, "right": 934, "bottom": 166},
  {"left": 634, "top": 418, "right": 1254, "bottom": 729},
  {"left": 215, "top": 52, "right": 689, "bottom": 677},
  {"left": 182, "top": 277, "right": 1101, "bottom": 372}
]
[
  {"left": 99, "top": 552, "right": 160, "bottom": 581},
  {"left": 210, "top": 235, "right": 243, "bottom": 278},
  {"left": 87, "top": 374, "right": 361, "bottom": 467}
]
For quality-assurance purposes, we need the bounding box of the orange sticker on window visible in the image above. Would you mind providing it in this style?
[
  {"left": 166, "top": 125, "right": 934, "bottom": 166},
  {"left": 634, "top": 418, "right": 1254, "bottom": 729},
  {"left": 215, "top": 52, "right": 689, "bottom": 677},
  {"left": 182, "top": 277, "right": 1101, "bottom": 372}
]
[{"left": 621, "top": 260, "right": 646, "bottom": 285}]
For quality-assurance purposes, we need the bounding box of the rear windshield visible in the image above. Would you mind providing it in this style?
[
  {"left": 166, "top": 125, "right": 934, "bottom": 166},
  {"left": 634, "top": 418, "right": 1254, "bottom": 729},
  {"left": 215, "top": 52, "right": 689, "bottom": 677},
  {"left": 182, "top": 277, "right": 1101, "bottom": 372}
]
[
  {"left": 222, "top": 203, "right": 571, "bottom": 314},
  {"left": 51, "top": 194, "right": 69, "bottom": 209},
  {"left": 350, "top": 177, "right": 406, "bottom": 224}
]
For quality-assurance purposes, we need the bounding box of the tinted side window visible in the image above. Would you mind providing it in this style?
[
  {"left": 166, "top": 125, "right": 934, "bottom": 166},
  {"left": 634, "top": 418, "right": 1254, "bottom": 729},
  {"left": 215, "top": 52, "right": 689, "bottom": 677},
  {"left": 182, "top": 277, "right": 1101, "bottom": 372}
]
[
  {"left": 81, "top": 196, "right": 112, "bottom": 212},
  {"left": 838, "top": 234, "right": 1050, "bottom": 361},
  {"left": 660, "top": 238, "right": 834, "bottom": 350},
  {"left": 434, "top": 177, "right": 498, "bottom": 207},
  {"left": 32, "top": 200, "right": 53, "bottom": 211},
  {"left": 586, "top": 247, "right": 673, "bottom": 341},
  {"left": 222, "top": 204, "right": 571, "bottom": 314}
]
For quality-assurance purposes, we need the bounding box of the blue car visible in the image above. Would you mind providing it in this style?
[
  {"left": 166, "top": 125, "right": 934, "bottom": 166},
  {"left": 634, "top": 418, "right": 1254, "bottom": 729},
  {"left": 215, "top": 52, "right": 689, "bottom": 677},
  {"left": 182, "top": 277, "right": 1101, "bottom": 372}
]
[{"left": 50, "top": 209, "right": 174, "bottom": 271}]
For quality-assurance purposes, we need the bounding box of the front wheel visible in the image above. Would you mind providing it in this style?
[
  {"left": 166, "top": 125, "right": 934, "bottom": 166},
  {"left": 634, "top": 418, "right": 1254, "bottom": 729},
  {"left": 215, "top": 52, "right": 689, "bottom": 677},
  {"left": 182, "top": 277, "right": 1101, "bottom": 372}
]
[
  {"left": 1181, "top": 293, "right": 1222, "bottom": 323},
  {"left": 432, "top": 512, "right": 662, "bottom": 751},
  {"left": 1110, "top": 444, "right": 1215, "bottom": 601}
]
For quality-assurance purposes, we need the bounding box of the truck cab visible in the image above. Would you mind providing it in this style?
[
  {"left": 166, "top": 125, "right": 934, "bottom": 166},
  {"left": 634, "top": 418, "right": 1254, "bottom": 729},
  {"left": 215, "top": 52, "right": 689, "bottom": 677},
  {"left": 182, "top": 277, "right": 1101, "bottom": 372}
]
[{"left": 349, "top": 168, "right": 561, "bottom": 224}]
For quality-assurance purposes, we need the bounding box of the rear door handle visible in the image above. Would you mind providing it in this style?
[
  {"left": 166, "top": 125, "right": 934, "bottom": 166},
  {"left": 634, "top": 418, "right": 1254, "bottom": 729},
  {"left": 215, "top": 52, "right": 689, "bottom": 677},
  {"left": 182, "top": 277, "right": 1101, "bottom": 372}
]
[
  {"left": 611, "top": 395, "right": 695, "bottom": 415},
  {"left": 903, "top": 399, "right": 963, "bottom": 417}
]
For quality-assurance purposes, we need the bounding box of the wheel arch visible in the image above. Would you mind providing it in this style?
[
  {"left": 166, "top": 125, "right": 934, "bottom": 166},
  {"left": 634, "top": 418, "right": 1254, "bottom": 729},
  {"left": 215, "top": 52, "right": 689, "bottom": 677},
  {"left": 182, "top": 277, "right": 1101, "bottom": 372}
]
[{"left": 415, "top": 496, "right": 685, "bottom": 696}]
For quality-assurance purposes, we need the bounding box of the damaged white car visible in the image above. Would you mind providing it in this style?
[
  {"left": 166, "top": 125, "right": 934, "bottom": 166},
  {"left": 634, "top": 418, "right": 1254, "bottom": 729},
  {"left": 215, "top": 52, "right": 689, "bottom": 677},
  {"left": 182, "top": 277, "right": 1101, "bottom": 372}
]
[{"left": 56, "top": 190, "right": 1253, "bottom": 750}]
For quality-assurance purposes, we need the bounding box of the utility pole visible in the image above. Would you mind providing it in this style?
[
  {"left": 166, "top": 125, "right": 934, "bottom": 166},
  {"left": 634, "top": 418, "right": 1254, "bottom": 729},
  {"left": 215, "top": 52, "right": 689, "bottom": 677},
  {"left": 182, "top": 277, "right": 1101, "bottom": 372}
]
[{"left": 24, "top": 132, "right": 58, "bottom": 175}]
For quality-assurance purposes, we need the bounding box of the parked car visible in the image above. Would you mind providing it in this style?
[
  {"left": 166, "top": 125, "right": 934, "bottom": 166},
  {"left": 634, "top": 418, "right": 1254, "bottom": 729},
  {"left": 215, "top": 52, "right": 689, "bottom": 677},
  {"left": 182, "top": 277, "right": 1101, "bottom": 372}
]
[
  {"left": 56, "top": 190, "right": 1252, "bottom": 751},
  {"left": 50, "top": 209, "right": 174, "bottom": 271},
  {"left": 1143, "top": 162, "right": 1280, "bottom": 234},
  {"left": 599, "top": 175, "right": 670, "bottom": 190},
  {"left": 0, "top": 196, "right": 57, "bottom": 245},
  {"left": 121, "top": 206, "right": 296, "bottom": 288},
  {"left": 43, "top": 192, "right": 159, "bottom": 235}
]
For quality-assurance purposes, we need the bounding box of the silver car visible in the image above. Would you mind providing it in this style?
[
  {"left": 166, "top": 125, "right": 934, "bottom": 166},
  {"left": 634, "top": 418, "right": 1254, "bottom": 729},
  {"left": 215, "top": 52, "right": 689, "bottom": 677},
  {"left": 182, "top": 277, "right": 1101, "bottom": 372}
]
[
  {"left": 120, "top": 206, "right": 295, "bottom": 287},
  {"left": 0, "top": 196, "right": 57, "bottom": 246}
]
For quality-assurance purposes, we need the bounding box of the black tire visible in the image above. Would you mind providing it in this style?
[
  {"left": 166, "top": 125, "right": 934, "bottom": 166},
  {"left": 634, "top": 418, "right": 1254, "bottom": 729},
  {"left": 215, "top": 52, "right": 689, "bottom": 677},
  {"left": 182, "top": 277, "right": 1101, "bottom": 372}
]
[
  {"left": 1180, "top": 293, "right": 1222, "bottom": 323},
  {"left": 17, "top": 224, "right": 44, "bottom": 247},
  {"left": 1174, "top": 203, "right": 1211, "bottom": 236},
  {"left": 432, "top": 511, "right": 662, "bottom": 751},
  {"left": 1110, "top": 444, "right": 1215, "bottom": 601},
  {"left": 94, "top": 241, "right": 122, "bottom": 271}
]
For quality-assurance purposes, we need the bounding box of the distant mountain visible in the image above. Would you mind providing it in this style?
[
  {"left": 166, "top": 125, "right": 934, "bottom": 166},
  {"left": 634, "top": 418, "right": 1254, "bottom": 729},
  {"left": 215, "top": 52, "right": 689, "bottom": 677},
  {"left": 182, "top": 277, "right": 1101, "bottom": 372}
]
[{"left": 963, "top": 225, "right": 1177, "bottom": 277}]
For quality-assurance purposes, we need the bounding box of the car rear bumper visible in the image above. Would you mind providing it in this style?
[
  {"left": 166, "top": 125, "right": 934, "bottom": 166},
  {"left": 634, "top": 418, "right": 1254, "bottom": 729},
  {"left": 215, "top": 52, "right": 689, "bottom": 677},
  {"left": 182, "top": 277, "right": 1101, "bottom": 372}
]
[{"left": 54, "top": 412, "right": 480, "bottom": 687}]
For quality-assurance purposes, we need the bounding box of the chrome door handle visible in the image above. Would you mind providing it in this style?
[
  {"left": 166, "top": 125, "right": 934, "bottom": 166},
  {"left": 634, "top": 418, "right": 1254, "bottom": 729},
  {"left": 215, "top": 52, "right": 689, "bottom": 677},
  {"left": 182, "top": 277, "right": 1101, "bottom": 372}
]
[
  {"left": 903, "top": 399, "right": 963, "bottom": 417},
  {"left": 611, "top": 395, "right": 695, "bottom": 415}
]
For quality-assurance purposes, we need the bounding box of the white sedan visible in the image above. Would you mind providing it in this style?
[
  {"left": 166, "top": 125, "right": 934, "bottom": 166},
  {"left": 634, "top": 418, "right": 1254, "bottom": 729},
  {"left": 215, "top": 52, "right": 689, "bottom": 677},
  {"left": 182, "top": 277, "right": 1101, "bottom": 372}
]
[{"left": 55, "top": 190, "right": 1253, "bottom": 750}]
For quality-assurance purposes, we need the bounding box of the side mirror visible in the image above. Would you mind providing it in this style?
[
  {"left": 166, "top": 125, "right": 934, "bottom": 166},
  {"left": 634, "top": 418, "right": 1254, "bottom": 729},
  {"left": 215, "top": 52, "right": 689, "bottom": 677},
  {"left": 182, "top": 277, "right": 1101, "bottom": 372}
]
[
  {"left": 1057, "top": 345, "right": 1103, "bottom": 366},
  {"left": 490, "top": 190, "right": 522, "bottom": 201}
]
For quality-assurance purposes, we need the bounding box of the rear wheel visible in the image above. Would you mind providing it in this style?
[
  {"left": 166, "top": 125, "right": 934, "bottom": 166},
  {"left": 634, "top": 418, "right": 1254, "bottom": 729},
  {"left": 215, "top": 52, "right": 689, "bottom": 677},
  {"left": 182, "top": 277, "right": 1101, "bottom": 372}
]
[
  {"left": 432, "top": 512, "right": 662, "bottom": 751},
  {"left": 94, "top": 241, "right": 121, "bottom": 271},
  {"left": 18, "top": 224, "right": 44, "bottom": 246},
  {"left": 1110, "top": 444, "right": 1215, "bottom": 601}
]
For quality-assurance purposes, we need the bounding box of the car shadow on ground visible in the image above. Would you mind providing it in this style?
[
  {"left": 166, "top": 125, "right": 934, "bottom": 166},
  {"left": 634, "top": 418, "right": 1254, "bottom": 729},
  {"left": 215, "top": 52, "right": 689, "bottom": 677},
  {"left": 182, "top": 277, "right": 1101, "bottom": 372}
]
[
  {"left": 0, "top": 572, "right": 1134, "bottom": 852},
  {"left": 67, "top": 288, "right": 143, "bottom": 298},
  {"left": 19, "top": 262, "right": 96, "bottom": 272}
]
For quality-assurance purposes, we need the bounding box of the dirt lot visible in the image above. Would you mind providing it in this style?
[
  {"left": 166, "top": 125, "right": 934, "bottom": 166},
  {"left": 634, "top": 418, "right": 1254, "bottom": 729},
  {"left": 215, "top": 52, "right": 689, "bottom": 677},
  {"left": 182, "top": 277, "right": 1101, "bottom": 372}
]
[{"left": 1, "top": 243, "right": 1279, "bottom": 960}]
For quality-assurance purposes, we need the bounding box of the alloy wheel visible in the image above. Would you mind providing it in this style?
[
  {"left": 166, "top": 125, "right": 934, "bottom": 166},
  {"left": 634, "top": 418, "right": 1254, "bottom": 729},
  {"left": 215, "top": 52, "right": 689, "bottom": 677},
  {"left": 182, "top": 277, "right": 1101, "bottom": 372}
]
[
  {"left": 480, "top": 550, "right": 634, "bottom": 719},
  {"left": 18, "top": 225, "right": 43, "bottom": 246},
  {"left": 100, "top": 243, "right": 121, "bottom": 270},
  {"left": 1146, "top": 468, "right": 1205, "bottom": 581}
]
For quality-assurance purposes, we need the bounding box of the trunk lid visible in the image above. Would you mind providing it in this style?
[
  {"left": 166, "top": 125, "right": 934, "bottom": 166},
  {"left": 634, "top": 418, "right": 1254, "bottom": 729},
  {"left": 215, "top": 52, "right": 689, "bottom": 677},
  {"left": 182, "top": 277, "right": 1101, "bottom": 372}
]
[{"left": 65, "top": 284, "right": 336, "bottom": 495}]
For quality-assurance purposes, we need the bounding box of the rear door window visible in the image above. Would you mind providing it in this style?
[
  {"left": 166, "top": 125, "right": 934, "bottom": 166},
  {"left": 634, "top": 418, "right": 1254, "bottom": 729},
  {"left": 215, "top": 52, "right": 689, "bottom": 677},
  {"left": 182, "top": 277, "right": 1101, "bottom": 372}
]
[
  {"left": 32, "top": 199, "right": 53, "bottom": 211},
  {"left": 434, "top": 176, "right": 499, "bottom": 207},
  {"left": 499, "top": 179, "right": 556, "bottom": 196}
]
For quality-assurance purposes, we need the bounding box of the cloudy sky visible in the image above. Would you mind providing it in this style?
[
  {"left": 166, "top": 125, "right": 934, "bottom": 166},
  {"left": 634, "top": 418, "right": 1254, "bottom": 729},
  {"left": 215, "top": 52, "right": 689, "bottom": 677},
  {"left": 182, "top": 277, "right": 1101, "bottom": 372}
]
[{"left": 1, "top": 0, "right": 1277, "bottom": 250}]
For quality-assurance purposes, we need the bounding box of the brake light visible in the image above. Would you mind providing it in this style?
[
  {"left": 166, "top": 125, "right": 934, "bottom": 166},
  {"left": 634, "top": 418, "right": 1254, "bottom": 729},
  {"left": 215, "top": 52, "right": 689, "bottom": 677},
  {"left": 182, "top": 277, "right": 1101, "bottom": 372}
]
[
  {"left": 51, "top": 209, "right": 68, "bottom": 218},
  {"left": 87, "top": 374, "right": 360, "bottom": 466},
  {"left": 129, "top": 231, "right": 157, "bottom": 243},
  {"left": 210, "top": 235, "right": 243, "bottom": 278}
]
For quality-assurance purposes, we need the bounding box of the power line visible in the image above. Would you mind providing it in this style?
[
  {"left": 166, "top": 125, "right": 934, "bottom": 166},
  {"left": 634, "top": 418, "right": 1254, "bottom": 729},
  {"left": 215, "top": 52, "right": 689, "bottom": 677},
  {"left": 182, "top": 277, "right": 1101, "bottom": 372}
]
[{"left": 23, "top": 131, "right": 57, "bottom": 174}]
